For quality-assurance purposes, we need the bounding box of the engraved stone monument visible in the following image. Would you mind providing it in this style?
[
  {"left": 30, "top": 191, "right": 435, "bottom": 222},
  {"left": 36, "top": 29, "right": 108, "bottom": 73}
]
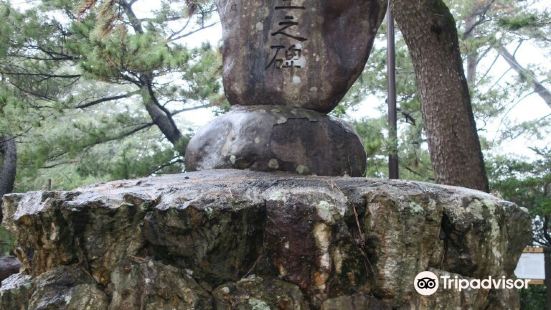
[
  {"left": 0, "top": 2, "right": 532, "bottom": 309},
  {"left": 185, "top": 0, "right": 387, "bottom": 176}
]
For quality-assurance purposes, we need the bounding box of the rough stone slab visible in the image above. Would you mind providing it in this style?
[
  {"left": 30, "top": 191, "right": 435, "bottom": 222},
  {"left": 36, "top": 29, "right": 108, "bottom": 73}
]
[{"left": 1, "top": 170, "right": 531, "bottom": 309}]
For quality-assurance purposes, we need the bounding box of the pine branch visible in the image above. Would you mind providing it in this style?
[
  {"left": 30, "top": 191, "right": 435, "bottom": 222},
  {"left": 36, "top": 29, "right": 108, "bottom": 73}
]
[
  {"left": 148, "top": 158, "right": 184, "bottom": 176},
  {"left": 40, "top": 122, "right": 155, "bottom": 170},
  {"left": 498, "top": 45, "right": 551, "bottom": 109},
  {"left": 168, "top": 22, "right": 219, "bottom": 42},
  {"left": 75, "top": 92, "right": 138, "bottom": 109},
  {"left": 462, "top": 0, "right": 497, "bottom": 39},
  {"left": 0, "top": 71, "right": 81, "bottom": 79}
]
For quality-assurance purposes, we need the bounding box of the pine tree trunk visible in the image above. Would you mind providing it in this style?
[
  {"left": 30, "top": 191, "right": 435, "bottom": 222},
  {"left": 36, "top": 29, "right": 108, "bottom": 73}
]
[
  {"left": 0, "top": 136, "right": 17, "bottom": 220},
  {"left": 120, "top": 0, "right": 186, "bottom": 156},
  {"left": 140, "top": 83, "right": 185, "bottom": 154},
  {"left": 464, "top": 14, "right": 478, "bottom": 85},
  {"left": 391, "top": 0, "right": 489, "bottom": 192}
]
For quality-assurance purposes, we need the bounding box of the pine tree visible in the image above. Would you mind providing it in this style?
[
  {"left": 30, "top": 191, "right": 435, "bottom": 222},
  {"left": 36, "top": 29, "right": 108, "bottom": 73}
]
[{"left": 0, "top": 0, "right": 223, "bottom": 190}]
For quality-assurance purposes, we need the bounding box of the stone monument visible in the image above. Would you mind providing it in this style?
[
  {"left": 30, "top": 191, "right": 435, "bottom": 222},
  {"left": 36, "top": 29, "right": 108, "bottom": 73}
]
[
  {"left": 185, "top": 0, "right": 387, "bottom": 176},
  {"left": 0, "top": 2, "right": 532, "bottom": 309}
]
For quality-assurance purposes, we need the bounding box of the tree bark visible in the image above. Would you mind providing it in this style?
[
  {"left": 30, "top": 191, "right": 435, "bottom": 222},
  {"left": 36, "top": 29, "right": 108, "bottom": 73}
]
[
  {"left": 391, "top": 0, "right": 489, "bottom": 192},
  {"left": 141, "top": 81, "right": 185, "bottom": 153},
  {"left": 0, "top": 136, "right": 17, "bottom": 221}
]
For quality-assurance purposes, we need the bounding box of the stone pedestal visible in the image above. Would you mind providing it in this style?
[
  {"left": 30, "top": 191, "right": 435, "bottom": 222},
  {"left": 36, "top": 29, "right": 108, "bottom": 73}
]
[
  {"left": 185, "top": 106, "right": 367, "bottom": 176},
  {"left": 0, "top": 170, "right": 531, "bottom": 309}
]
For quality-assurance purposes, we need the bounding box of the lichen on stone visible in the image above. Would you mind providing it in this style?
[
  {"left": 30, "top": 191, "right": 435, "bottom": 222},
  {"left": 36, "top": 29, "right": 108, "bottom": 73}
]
[{"left": 0, "top": 170, "right": 531, "bottom": 309}]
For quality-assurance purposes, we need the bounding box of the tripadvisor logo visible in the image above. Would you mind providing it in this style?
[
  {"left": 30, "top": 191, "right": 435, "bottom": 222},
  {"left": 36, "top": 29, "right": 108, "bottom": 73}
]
[
  {"left": 414, "top": 271, "right": 439, "bottom": 296},
  {"left": 414, "top": 271, "right": 530, "bottom": 296}
]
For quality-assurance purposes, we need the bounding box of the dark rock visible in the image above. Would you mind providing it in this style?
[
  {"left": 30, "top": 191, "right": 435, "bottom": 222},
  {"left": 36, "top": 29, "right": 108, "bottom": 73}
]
[
  {"left": 0, "top": 273, "right": 31, "bottom": 310},
  {"left": 0, "top": 170, "right": 532, "bottom": 309},
  {"left": 0, "top": 256, "right": 20, "bottom": 283},
  {"left": 185, "top": 105, "right": 367, "bottom": 177},
  {"left": 143, "top": 196, "right": 265, "bottom": 284},
  {"left": 213, "top": 275, "right": 308, "bottom": 309},
  {"left": 109, "top": 259, "right": 212, "bottom": 309},
  {"left": 1, "top": 191, "right": 150, "bottom": 284},
  {"left": 321, "top": 294, "right": 390, "bottom": 310},
  {"left": 29, "top": 266, "right": 108, "bottom": 310},
  {"left": 217, "top": 0, "right": 387, "bottom": 113}
]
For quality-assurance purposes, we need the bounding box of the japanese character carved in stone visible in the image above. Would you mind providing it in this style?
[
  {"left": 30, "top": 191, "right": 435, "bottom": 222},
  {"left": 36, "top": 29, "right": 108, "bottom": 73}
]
[{"left": 185, "top": 0, "right": 387, "bottom": 176}]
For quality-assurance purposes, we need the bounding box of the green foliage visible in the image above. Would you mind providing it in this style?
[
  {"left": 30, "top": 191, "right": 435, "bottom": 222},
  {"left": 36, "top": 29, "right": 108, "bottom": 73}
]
[
  {"left": 499, "top": 14, "right": 539, "bottom": 31},
  {"left": 0, "top": 227, "right": 15, "bottom": 256},
  {"left": 353, "top": 117, "right": 387, "bottom": 178},
  {"left": 0, "top": 0, "right": 222, "bottom": 191},
  {"left": 341, "top": 24, "right": 433, "bottom": 180},
  {"left": 488, "top": 148, "right": 551, "bottom": 216},
  {"left": 486, "top": 148, "right": 549, "bottom": 307},
  {"left": 520, "top": 285, "right": 547, "bottom": 310},
  {"left": 1, "top": 0, "right": 545, "bottom": 193},
  {"left": 0, "top": 5, "right": 548, "bottom": 307},
  {"left": 338, "top": 0, "right": 550, "bottom": 184}
]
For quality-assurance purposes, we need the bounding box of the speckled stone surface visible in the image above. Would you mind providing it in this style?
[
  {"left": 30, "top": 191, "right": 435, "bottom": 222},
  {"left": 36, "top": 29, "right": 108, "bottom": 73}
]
[
  {"left": 185, "top": 105, "right": 367, "bottom": 177},
  {"left": 217, "top": 0, "right": 386, "bottom": 113},
  {"left": 0, "top": 170, "right": 531, "bottom": 309}
]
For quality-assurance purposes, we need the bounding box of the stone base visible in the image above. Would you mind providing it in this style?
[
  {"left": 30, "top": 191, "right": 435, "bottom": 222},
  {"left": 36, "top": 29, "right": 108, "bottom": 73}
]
[
  {"left": 184, "top": 105, "right": 367, "bottom": 176},
  {"left": 0, "top": 170, "right": 530, "bottom": 309}
]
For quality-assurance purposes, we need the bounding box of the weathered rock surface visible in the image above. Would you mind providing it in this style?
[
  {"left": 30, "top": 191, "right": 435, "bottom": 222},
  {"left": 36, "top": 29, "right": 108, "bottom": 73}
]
[
  {"left": 217, "top": 0, "right": 386, "bottom": 113},
  {"left": 185, "top": 105, "right": 367, "bottom": 177},
  {"left": 0, "top": 273, "right": 31, "bottom": 310},
  {"left": 0, "top": 256, "right": 20, "bottom": 282},
  {"left": 1, "top": 170, "right": 531, "bottom": 309}
]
